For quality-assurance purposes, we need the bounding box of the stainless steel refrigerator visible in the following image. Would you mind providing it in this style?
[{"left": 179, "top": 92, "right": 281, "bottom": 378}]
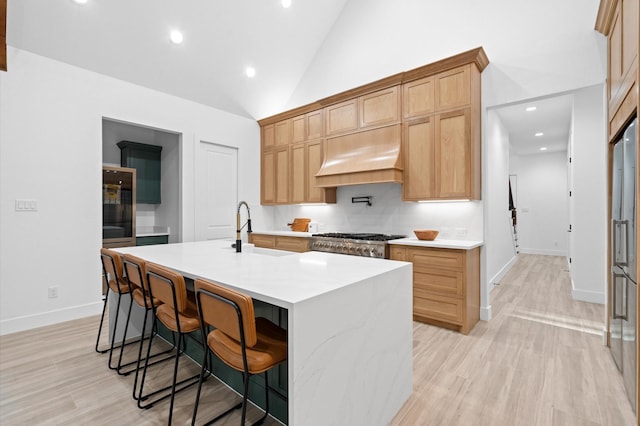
[{"left": 610, "top": 116, "right": 637, "bottom": 413}]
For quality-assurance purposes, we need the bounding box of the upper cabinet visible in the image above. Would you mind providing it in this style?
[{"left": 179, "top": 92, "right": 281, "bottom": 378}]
[
  {"left": 402, "top": 63, "right": 482, "bottom": 200},
  {"left": 117, "top": 141, "right": 162, "bottom": 204},
  {"left": 325, "top": 86, "right": 401, "bottom": 136},
  {"left": 257, "top": 47, "right": 488, "bottom": 205},
  {"left": 597, "top": 0, "right": 638, "bottom": 139},
  {"left": 325, "top": 99, "right": 359, "bottom": 136}
]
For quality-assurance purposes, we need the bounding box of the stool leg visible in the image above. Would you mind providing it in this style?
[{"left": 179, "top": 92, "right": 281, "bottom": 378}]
[
  {"left": 107, "top": 291, "right": 124, "bottom": 370},
  {"left": 95, "top": 288, "right": 110, "bottom": 353},
  {"left": 113, "top": 292, "right": 134, "bottom": 373},
  {"left": 253, "top": 372, "right": 270, "bottom": 425}
]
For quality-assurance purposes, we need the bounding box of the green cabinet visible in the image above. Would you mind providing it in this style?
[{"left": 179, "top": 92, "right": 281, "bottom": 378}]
[
  {"left": 136, "top": 235, "right": 169, "bottom": 246},
  {"left": 117, "top": 141, "right": 162, "bottom": 204}
]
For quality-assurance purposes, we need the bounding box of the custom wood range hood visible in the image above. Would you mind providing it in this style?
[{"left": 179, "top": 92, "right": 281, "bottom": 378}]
[{"left": 315, "top": 124, "right": 403, "bottom": 187}]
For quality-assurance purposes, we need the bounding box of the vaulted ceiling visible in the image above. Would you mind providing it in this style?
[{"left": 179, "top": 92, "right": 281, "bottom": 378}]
[{"left": 7, "top": 0, "right": 349, "bottom": 119}]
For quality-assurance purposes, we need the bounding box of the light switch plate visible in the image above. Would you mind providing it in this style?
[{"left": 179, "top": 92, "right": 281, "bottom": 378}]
[{"left": 15, "top": 199, "right": 38, "bottom": 211}]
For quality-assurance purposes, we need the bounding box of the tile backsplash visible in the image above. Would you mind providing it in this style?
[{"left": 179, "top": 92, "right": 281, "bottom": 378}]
[{"left": 270, "top": 183, "right": 483, "bottom": 241}]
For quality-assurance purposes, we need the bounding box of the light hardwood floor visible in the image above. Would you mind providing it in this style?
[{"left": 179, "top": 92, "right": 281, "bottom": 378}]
[{"left": 0, "top": 254, "right": 637, "bottom": 425}]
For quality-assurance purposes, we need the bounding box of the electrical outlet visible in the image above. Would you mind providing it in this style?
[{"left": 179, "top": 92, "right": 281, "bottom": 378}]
[
  {"left": 455, "top": 228, "right": 468, "bottom": 238},
  {"left": 48, "top": 286, "right": 59, "bottom": 299}
]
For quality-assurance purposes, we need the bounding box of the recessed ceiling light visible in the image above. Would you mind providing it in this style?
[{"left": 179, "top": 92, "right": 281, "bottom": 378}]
[
  {"left": 245, "top": 67, "right": 256, "bottom": 78},
  {"left": 281, "top": 0, "right": 292, "bottom": 8},
  {"left": 535, "top": 132, "right": 544, "bottom": 137},
  {"left": 170, "top": 30, "right": 184, "bottom": 44},
  {"left": 540, "top": 147, "right": 548, "bottom": 151},
  {"left": 525, "top": 106, "right": 537, "bottom": 112},
  {"left": 72, "top": 0, "right": 88, "bottom": 4}
]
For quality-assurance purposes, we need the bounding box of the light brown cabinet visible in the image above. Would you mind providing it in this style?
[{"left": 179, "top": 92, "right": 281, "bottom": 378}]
[
  {"left": 325, "top": 86, "right": 401, "bottom": 136},
  {"left": 258, "top": 48, "right": 488, "bottom": 205},
  {"left": 390, "top": 245, "right": 480, "bottom": 334},
  {"left": 249, "top": 233, "right": 310, "bottom": 253},
  {"left": 403, "top": 108, "right": 477, "bottom": 200},
  {"left": 292, "top": 110, "right": 324, "bottom": 143},
  {"left": 401, "top": 63, "right": 481, "bottom": 201},
  {"left": 607, "top": 0, "right": 638, "bottom": 126},
  {"left": 325, "top": 98, "right": 359, "bottom": 136},
  {"left": 359, "top": 86, "right": 401, "bottom": 129},
  {"left": 261, "top": 150, "right": 275, "bottom": 204},
  {"left": 275, "top": 147, "right": 290, "bottom": 204},
  {"left": 261, "top": 146, "right": 290, "bottom": 205},
  {"left": 291, "top": 140, "right": 336, "bottom": 204}
]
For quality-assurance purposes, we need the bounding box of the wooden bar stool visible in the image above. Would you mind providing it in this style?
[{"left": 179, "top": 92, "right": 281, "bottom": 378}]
[
  {"left": 122, "top": 254, "right": 178, "bottom": 399},
  {"left": 140, "top": 262, "right": 202, "bottom": 424},
  {"left": 96, "top": 248, "right": 133, "bottom": 371},
  {"left": 192, "top": 278, "right": 288, "bottom": 426}
]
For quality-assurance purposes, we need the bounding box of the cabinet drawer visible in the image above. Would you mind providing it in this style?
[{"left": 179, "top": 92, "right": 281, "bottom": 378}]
[
  {"left": 275, "top": 236, "right": 309, "bottom": 253},
  {"left": 408, "top": 247, "right": 463, "bottom": 271},
  {"left": 414, "top": 268, "right": 463, "bottom": 298},
  {"left": 390, "top": 246, "right": 408, "bottom": 261},
  {"left": 250, "top": 234, "right": 276, "bottom": 248},
  {"left": 413, "top": 290, "right": 463, "bottom": 324}
]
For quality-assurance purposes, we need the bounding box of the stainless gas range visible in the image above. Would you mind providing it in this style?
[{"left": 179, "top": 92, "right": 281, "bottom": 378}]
[{"left": 309, "top": 233, "right": 405, "bottom": 259}]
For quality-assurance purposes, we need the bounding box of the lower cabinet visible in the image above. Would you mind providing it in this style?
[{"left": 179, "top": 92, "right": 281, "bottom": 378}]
[
  {"left": 249, "top": 233, "right": 309, "bottom": 253},
  {"left": 390, "top": 245, "right": 480, "bottom": 334},
  {"left": 136, "top": 235, "right": 169, "bottom": 246}
]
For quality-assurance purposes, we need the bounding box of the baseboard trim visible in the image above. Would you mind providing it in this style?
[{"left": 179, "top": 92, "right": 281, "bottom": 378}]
[
  {"left": 480, "top": 305, "right": 492, "bottom": 321},
  {"left": 0, "top": 302, "right": 102, "bottom": 336},
  {"left": 489, "top": 255, "right": 518, "bottom": 287},
  {"left": 519, "top": 248, "right": 567, "bottom": 256},
  {"left": 571, "top": 287, "right": 605, "bottom": 304}
]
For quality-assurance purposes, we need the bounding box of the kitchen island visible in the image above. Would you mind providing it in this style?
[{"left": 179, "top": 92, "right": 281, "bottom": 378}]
[{"left": 113, "top": 239, "right": 413, "bottom": 425}]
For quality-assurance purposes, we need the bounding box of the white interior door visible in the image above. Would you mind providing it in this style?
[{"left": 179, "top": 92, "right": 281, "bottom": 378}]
[{"left": 195, "top": 141, "right": 238, "bottom": 240}]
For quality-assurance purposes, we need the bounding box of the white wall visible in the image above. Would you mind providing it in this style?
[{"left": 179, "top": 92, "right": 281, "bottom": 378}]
[
  {"left": 569, "top": 84, "right": 607, "bottom": 303},
  {"left": 484, "top": 111, "right": 517, "bottom": 306},
  {"left": 509, "top": 151, "right": 569, "bottom": 256},
  {"left": 270, "top": 184, "right": 483, "bottom": 240},
  {"left": 0, "top": 47, "right": 263, "bottom": 335},
  {"left": 288, "top": 0, "right": 605, "bottom": 111}
]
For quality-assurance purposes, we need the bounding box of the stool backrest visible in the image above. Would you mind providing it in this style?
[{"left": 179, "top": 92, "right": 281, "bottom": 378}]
[
  {"left": 146, "top": 262, "right": 188, "bottom": 313},
  {"left": 194, "top": 279, "right": 257, "bottom": 348},
  {"left": 100, "top": 248, "right": 124, "bottom": 289},
  {"left": 122, "top": 253, "right": 148, "bottom": 294}
]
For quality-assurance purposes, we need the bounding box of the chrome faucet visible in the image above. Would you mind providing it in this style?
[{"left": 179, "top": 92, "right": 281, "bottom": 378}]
[{"left": 236, "top": 201, "right": 252, "bottom": 252}]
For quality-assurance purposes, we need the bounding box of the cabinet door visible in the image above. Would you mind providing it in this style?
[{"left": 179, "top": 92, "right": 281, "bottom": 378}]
[
  {"left": 261, "top": 150, "right": 275, "bottom": 204},
  {"left": 291, "top": 143, "right": 306, "bottom": 204},
  {"left": 292, "top": 115, "right": 306, "bottom": 144},
  {"left": 325, "top": 99, "right": 358, "bottom": 136},
  {"left": 118, "top": 142, "right": 162, "bottom": 204},
  {"left": 275, "top": 147, "right": 290, "bottom": 204},
  {"left": 250, "top": 234, "right": 276, "bottom": 248},
  {"left": 435, "top": 65, "right": 471, "bottom": 111},
  {"left": 435, "top": 109, "right": 471, "bottom": 199},
  {"left": 262, "top": 124, "right": 275, "bottom": 150},
  {"left": 390, "top": 246, "right": 408, "bottom": 261},
  {"left": 403, "top": 117, "right": 436, "bottom": 201},
  {"left": 275, "top": 236, "right": 309, "bottom": 252},
  {"left": 359, "top": 86, "right": 401, "bottom": 129},
  {"left": 403, "top": 77, "right": 435, "bottom": 119},
  {"left": 306, "top": 110, "right": 324, "bottom": 140},
  {"left": 275, "top": 119, "right": 292, "bottom": 146}
]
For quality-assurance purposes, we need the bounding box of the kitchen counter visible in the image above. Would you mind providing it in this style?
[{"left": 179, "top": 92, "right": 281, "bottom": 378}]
[
  {"left": 389, "top": 237, "right": 483, "bottom": 250},
  {"left": 113, "top": 239, "right": 413, "bottom": 425}
]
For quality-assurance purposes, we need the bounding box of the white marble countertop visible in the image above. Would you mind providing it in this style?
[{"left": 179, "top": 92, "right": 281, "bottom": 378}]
[
  {"left": 113, "top": 239, "right": 410, "bottom": 308},
  {"left": 136, "top": 226, "right": 170, "bottom": 237},
  {"left": 250, "top": 230, "right": 312, "bottom": 237},
  {"left": 388, "top": 237, "right": 483, "bottom": 249}
]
